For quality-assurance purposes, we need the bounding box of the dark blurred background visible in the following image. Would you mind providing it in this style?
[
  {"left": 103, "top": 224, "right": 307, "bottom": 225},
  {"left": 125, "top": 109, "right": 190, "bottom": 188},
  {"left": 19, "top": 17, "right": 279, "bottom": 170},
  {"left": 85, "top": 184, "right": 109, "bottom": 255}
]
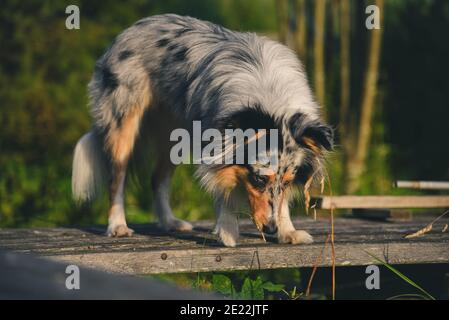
[{"left": 1, "top": 0, "right": 448, "bottom": 227}]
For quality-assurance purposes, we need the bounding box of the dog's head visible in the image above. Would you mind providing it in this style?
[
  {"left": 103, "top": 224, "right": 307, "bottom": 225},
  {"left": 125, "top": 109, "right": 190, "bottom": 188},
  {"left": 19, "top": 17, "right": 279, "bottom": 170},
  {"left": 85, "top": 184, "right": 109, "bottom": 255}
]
[{"left": 199, "top": 108, "right": 333, "bottom": 232}]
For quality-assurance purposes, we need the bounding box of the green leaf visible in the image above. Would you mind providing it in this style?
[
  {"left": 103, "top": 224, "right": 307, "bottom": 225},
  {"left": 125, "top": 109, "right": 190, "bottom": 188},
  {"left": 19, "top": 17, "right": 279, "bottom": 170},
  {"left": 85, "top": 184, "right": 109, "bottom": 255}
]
[
  {"left": 240, "top": 277, "right": 264, "bottom": 300},
  {"left": 212, "top": 274, "right": 234, "bottom": 297},
  {"left": 262, "top": 281, "right": 285, "bottom": 292}
]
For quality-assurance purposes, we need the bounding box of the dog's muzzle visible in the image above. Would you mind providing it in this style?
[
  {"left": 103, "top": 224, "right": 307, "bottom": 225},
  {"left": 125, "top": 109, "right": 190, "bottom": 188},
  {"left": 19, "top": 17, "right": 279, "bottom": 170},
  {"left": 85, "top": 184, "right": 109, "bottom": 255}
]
[{"left": 262, "top": 223, "right": 278, "bottom": 235}]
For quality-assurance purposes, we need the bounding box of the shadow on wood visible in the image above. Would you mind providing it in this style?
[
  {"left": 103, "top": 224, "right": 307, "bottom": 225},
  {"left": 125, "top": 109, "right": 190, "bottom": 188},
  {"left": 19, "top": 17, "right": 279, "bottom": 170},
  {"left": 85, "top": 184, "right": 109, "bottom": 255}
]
[
  {"left": 0, "top": 250, "right": 218, "bottom": 299},
  {"left": 1, "top": 216, "right": 448, "bottom": 275}
]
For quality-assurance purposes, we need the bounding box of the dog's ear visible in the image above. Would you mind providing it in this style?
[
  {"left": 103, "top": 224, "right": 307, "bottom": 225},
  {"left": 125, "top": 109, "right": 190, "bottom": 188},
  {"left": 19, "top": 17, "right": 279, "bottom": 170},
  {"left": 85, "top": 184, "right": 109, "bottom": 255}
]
[
  {"left": 289, "top": 113, "right": 333, "bottom": 151},
  {"left": 220, "top": 107, "right": 282, "bottom": 162},
  {"left": 225, "top": 106, "right": 279, "bottom": 131}
]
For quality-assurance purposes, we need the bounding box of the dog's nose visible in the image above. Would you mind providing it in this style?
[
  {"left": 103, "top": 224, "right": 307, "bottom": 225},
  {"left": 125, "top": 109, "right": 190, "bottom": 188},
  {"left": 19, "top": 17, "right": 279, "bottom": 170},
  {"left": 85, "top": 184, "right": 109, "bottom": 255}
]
[{"left": 262, "top": 224, "right": 278, "bottom": 235}]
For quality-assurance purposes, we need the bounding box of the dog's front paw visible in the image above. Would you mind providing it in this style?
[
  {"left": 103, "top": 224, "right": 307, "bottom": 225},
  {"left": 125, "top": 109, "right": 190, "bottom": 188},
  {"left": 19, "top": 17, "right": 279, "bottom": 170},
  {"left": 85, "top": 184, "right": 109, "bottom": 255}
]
[
  {"left": 279, "top": 230, "right": 313, "bottom": 245},
  {"left": 107, "top": 224, "right": 134, "bottom": 237},
  {"left": 162, "top": 218, "right": 193, "bottom": 232},
  {"left": 218, "top": 231, "right": 237, "bottom": 247},
  {"left": 214, "top": 226, "right": 238, "bottom": 247}
]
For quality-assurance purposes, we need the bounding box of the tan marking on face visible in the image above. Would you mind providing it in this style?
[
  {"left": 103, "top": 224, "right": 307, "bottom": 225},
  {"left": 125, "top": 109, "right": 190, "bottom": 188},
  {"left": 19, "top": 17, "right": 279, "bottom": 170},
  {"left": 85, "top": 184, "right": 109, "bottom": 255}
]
[
  {"left": 282, "top": 169, "right": 295, "bottom": 184},
  {"left": 215, "top": 166, "right": 275, "bottom": 228},
  {"left": 302, "top": 136, "right": 321, "bottom": 155},
  {"left": 240, "top": 177, "right": 270, "bottom": 228},
  {"left": 214, "top": 165, "right": 248, "bottom": 197}
]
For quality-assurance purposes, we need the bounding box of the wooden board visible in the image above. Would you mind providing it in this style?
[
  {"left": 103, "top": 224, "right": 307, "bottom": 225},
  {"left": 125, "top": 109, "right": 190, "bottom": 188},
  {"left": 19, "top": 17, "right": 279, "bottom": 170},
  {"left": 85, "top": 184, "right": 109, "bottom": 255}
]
[
  {"left": 0, "top": 217, "right": 448, "bottom": 275},
  {"left": 315, "top": 195, "right": 449, "bottom": 209},
  {"left": 394, "top": 180, "right": 449, "bottom": 190},
  {"left": 0, "top": 251, "right": 218, "bottom": 299}
]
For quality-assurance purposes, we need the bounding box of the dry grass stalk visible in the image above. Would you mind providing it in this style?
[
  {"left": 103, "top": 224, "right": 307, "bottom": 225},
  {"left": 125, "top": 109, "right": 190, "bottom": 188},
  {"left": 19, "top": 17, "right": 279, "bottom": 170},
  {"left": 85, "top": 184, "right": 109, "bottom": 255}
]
[
  {"left": 404, "top": 224, "right": 432, "bottom": 239},
  {"left": 442, "top": 224, "right": 448, "bottom": 233},
  {"left": 310, "top": 201, "right": 318, "bottom": 220},
  {"left": 330, "top": 205, "right": 336, "bottom": 300},
  {"left": 305, "top": 234, "right": 331, "bottom": 297},
  {"left": 303, "top": 175, "right": 313, "bottom": 215},
  {"left": 305, "top": 167, "right": 336, "bottom": 300},
  {"left": 322, "top": 166, "right": 336, "bottom": 300},
  {"left": 404, "top": 209, "right": 449, "bottom": 239},
  {"left": 239, "top": 211, "right": 267, "bottom": 243},
  {"left": 258, "top": 226, "right": 267, "bottom": 242},
  {"left": 253, "top": 219, "right": 267, "bottom": 243}
]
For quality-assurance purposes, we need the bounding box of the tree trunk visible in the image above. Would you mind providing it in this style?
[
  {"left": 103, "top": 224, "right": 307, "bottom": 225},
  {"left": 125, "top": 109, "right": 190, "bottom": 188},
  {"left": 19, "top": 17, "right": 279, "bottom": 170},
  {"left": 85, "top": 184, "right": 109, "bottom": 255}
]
[
  {"left": 314, "top": 0, "right": 327, "bottom": 111},
  {"left": 347, "top": 0, "right": 384, "bottom": 193},
  {"left": 276, "top": 0, "right": 289, "bottom": 45},
  {"left": 294, "top": 0, "right": 307, "bottom": 63},
  {"left": 339, "top": 0, "right": 350, "bottom": 143},
  {"left": 331, "top": 0, "right": 340, "bottom": 35}
]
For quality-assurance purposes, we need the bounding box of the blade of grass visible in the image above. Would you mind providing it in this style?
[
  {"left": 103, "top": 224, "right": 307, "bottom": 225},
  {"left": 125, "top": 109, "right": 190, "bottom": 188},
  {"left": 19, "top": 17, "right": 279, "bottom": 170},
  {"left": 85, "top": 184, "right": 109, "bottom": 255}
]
[
  {"left": 387, "top": 293, "right": 431, "bottom": 300},
  {"left": 330, "top": 205, "right": 336, "bottom": 300},
  {"left": 323, "top": 166, "right": 336, "bottom": 300},
  {"left": 365, "top": 251, "right": 435, "bottom": 300},
  {"left": 306, "top": 234, "right": 331, "bottom": 297}
]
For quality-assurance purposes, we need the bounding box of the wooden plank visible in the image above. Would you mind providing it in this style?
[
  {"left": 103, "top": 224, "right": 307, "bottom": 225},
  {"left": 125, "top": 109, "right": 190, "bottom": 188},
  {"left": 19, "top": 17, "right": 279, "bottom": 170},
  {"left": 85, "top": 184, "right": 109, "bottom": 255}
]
[
  {"left": 394, "top": 180, "right": 449, "bottom": 190},
  {"left": 352, "top": 208, "right": 412, "bottom": 221},
  {"left": 0, "top": 217, "right": 448, "bottom": 275},
  {"left": 316, "top": 195, "right": 449, "bottom": 209},
  {"left": 0, "top": 250, "right": 218, "bottom": 299}
]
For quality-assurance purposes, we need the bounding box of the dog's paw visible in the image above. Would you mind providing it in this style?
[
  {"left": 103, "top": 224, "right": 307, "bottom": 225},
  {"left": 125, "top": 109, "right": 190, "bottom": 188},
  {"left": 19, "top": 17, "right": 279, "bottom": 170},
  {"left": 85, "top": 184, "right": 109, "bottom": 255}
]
[
  {"left": 107, "top": 224, "right": 134, "bottom": 237},
  {"left": 214, "top": 226, "right": 238, "bottom": 247},
  {"left": 279, "top": 230, "right": 313, "bottom": 245},
  {"left": 162, "top": 218, "right": 193, "bottom": 232},
  {"left": 218, "top": 231, "right": 237, "bottom": 247}
]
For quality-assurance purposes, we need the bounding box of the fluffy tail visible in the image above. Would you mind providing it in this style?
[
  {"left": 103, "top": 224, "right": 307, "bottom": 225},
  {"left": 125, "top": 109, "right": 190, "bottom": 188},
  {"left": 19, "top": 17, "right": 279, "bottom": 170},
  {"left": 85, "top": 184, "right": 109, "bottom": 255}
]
[{"left": 71, "top": 130, "right": 109, "bottom": 203}]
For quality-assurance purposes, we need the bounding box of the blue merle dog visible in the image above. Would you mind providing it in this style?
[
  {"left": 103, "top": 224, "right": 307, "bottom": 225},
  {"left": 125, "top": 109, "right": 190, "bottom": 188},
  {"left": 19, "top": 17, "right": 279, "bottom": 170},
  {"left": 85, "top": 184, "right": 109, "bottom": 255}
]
[{"left": 72, "top": 14, "right": 333, "bottom": 247}]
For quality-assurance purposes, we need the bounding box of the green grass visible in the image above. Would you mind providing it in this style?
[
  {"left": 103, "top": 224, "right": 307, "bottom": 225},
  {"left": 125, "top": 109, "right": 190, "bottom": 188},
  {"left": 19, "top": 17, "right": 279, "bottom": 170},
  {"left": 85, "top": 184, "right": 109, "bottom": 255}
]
[{"left": 365, "top": 251, "right": 436, "bottom": 300}]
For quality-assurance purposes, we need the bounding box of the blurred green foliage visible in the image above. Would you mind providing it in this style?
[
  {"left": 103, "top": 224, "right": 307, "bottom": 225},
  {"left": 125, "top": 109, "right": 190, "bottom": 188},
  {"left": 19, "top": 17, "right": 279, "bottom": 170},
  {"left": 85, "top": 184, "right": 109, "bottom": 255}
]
[
  {"left": 152, "top": 269, "right": 300, "bottom": 299},
  {"left": 0, "top": 0, "right": 448, "bottom": 227}
]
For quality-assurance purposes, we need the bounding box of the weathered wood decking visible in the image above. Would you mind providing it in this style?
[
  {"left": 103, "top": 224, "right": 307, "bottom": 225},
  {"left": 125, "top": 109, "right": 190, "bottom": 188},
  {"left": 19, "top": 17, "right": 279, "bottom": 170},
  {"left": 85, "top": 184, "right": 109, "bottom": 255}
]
[
  {"left": 314, "top": 195, "right": 449, "bottom": 209},
  {"left": 0, "top": 216, "right": 448, "bottom": 275}
]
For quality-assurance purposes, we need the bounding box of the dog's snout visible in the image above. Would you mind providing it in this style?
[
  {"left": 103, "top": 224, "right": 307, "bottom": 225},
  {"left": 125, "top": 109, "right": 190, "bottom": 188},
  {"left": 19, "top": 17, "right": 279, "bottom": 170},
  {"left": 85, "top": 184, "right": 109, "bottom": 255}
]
[{"left": 262, "top": 223, "right": 278, "bottom": 235}]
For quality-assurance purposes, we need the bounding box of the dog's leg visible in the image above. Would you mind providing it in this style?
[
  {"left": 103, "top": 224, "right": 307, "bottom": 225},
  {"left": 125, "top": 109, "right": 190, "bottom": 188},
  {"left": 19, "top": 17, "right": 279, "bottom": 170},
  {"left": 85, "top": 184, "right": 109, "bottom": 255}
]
[
  {"left": 107, "top": 162, "right": 134, "bottom": 237},
  {"left": 106, "top": 111, "right": 144, "bottom": 237},
  {"left": 214, "top": 196, "right": 239, "bottom": 247},
  {"left": 277, "top": 200, "right": 313, "bottom": 244},
  {"left": 152, "top": 160, "right": 193, "bottom": 232}
]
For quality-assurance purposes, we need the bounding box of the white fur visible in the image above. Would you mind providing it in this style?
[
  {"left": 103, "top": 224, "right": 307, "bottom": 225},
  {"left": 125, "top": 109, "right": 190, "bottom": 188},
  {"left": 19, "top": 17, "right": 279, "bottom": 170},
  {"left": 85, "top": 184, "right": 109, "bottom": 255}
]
[
  {"left": 106, "top": 171, "right": 134, "bottom": 237},
  {"left": 214, "top": 196, "right": 239, "bottom": 247},
  {"left": 154, "top": 171, "right": 193, "bottom": 231},
  {"left": 71, "top": 131, "right": 108, "bottom": 202},
  {"left": 277, "top": 200, "right": 313, "bottom": 245}
]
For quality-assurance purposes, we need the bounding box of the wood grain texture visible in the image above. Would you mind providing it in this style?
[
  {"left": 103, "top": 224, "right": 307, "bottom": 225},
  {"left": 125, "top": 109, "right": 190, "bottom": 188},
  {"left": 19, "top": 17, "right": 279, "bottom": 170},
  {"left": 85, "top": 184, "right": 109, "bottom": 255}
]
[
  {"left": 316, "top": 195, "right": 449, "bottom": 209},
  {"left": 395, "top": 181, "right": 449, "bottom": 190},
  {"left": 0, "top": 251, "right": 218, "bottom": 299},
  {"left": 0, "top": 217, "right": 448, "bottom": 275}
]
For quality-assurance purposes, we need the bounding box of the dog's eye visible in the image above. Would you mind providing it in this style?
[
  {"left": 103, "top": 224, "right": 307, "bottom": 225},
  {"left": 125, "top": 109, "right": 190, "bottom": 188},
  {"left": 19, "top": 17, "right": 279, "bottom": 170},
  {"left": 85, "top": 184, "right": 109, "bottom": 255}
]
[{"left": 251, "top": 175, "right": 268, "bottom": 189}]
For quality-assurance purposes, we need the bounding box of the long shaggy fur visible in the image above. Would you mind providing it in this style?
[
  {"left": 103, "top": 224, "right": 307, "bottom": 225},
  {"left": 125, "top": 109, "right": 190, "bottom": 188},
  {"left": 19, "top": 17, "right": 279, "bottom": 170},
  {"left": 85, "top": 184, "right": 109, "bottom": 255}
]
[
  {"left": 72, "top": 14, "right": 333, "bottom": 245},
  {"left": 72, "top": 130, "right": 109, "bottom": 202},
  {"left": 87, "top": 14, "right": 322, "bottom": 134}
]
